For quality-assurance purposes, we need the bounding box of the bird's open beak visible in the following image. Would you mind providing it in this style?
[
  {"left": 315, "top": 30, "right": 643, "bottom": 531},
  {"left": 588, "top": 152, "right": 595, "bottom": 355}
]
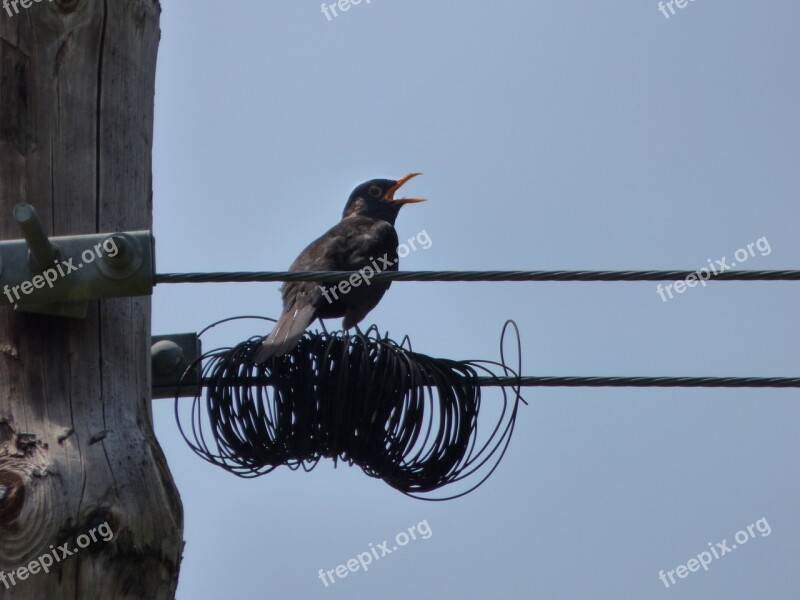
[{"left": 385, "top": 172, "right": 426, "bottom": 206}]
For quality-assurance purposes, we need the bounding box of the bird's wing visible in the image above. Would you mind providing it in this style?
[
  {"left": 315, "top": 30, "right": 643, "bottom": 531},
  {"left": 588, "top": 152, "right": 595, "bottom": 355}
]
[
  {"left": 325, "top": 217, "right": 399, "bottom": 328},
  {"left": 290, "top": 216, "right": 399, "bottom": 272},
  {"left": 254, "top": 217, "right": 399, "bottom": 362}
]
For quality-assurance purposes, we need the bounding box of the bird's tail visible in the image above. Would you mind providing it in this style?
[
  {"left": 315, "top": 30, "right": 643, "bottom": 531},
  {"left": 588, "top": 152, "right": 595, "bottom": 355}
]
[{"left": 253, "top": 303, "right": 317, "bottom": 363}]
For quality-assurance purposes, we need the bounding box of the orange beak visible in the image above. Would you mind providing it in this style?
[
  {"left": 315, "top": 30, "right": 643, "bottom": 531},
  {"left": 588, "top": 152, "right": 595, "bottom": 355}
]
[{"left": 384, "top": 172, "right": 426, "bottom": 206}]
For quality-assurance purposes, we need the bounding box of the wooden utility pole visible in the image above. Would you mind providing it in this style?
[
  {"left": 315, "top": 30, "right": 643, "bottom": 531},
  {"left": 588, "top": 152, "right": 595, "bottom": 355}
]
[{"left": 0, "top": 1, "right": 183, "bottom": 598}]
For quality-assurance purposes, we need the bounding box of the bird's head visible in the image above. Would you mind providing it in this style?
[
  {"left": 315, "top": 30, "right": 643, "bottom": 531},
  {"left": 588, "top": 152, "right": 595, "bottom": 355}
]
[{"left": 342, "top": 173, "right": 426, "bottom": 224}]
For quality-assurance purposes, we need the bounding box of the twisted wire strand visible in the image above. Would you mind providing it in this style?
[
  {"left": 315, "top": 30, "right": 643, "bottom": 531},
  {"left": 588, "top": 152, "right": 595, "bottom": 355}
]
[
  {"left": 191, "top": 375, "right": 800, "bottom": 389},
  {"left": 154, "top": 269, "right": 800, "bottom": 284},
  {"left": 174, "top": 318, "right": 526, "bottom": 500},
  {"left": 474, "top": 376, "right": 800, "bottom": 388}
]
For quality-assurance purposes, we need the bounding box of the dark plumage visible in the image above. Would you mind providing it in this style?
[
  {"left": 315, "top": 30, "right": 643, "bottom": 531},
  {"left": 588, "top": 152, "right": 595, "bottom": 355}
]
[{"left": 253, "top": 173, "right": 425, "bottom": 362}]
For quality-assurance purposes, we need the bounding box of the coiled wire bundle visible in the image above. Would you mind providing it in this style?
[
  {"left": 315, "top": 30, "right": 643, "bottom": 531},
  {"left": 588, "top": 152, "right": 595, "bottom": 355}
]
[{"left": 175, "top": 318, "right": 526, "bottom": 500}]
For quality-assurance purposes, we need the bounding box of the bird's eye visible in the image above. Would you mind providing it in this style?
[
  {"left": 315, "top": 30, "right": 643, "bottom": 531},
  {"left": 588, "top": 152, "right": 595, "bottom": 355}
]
[{"left": 368, "top": 185, "right": 383, "bottom": 198}]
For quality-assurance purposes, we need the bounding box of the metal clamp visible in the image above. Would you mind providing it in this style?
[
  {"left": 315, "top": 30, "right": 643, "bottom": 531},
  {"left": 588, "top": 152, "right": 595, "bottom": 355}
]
[
  {"left": 0, "top": 204, "right": 154, "bottom": 318},
  {"left": 151, "top": 334, "right": 201, "bottom": 399}
]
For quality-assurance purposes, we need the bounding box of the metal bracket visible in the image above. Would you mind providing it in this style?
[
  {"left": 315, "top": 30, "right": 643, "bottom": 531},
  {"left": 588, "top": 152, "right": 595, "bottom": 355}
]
[
  {"left": 0, "top": 204, "right": 154, "bottom": 318},
  {"left": 151, "top": 333, "right": 201, "bottom": 399}
]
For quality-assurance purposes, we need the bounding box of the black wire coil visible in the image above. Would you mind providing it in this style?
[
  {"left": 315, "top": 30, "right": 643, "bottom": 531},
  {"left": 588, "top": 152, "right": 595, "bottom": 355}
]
[{"left": 175, "top": 319, "right": 526, "bottom": 500}]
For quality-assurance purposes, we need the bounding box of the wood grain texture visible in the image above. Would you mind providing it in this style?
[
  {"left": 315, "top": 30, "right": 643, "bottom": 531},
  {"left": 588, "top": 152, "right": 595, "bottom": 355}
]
[{"left": 0, "top": 1, "right": 183, "bottom": 598}]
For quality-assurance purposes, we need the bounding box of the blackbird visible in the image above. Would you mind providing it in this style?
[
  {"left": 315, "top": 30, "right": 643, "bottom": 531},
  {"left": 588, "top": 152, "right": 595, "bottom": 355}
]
[{"left": 253, "top": 173, "right": 425, "bottom": 362}]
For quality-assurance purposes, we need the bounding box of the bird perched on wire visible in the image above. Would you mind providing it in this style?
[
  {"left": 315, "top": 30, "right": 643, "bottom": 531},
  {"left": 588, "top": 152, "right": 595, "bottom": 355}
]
[{"left": 253, "top": 173, "right": 426, "bottom": 362}]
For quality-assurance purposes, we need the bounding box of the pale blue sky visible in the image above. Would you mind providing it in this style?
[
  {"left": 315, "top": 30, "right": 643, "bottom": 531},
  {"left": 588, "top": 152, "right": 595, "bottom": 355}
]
[{"left": 151, "top": 2, "right": 799, "bottom": 598}]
